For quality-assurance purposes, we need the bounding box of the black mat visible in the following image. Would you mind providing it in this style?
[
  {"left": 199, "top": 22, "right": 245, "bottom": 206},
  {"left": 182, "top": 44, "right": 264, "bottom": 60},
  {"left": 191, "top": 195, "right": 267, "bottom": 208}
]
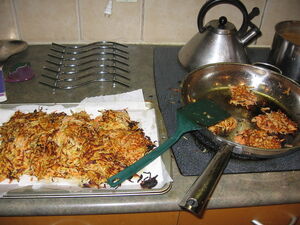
[{"left": 153, "top": 46, "right": 300, "bottom": 176}]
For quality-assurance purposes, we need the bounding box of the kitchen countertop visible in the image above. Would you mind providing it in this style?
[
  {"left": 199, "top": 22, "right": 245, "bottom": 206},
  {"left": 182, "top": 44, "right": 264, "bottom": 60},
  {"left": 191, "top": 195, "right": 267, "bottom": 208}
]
[{"left": 0, "top": 44, "right": 300, "bottom": 216}]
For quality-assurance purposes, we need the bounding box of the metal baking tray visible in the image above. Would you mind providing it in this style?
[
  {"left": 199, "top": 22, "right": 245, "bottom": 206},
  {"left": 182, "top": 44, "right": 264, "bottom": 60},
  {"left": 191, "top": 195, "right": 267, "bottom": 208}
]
[{"left": 0, "top": 103, "right": 172, "bottom": 198}]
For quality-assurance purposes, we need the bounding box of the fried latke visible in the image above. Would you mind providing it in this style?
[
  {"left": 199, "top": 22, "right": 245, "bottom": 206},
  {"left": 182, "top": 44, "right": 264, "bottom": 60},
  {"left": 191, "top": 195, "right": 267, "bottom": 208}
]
[
  {"left": 208, "top": 117, "right": 238, "bottom": 136},
  {"left": 252, "top": 111, "right": 298, "bottom": 134},
  {"left": 229, "top": 85, "right": 257, "bottom": 108},
  {"left": 234, "top": 129, "right": 284, "bottom": 149}
]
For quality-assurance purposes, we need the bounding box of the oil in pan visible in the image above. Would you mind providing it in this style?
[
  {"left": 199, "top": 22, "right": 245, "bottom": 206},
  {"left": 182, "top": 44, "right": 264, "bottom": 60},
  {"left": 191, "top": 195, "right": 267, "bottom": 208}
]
[{"left": 201, "top": 87, "right": 297, "bottom": 148}]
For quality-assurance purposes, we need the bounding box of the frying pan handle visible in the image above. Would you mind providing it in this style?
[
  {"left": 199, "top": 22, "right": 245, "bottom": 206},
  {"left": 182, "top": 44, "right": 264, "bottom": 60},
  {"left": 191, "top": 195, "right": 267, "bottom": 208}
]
[
  {"left": 252, "top": 62, "right": 282, "bottom": 74},
  {"left": 179, "top": 144, "right": 233, "bottom": 216}
]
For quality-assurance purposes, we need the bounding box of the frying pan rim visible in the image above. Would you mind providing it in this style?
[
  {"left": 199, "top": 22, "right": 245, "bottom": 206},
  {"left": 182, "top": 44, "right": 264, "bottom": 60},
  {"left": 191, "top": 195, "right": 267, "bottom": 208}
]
[
  {"left": 186, "top": 62, "right": 300, "bottom": 86},
  {"left": 181, "top": 62, "right": 300, "bottom": 155}
]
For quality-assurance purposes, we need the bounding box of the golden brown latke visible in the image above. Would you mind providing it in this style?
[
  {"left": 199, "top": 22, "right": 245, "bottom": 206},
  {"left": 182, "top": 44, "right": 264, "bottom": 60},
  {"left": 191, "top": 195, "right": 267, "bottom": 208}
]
[
  {"left": 252, "top": 111, "right": 298, "bottom": 134},
  {"left": 208, "top": 117, "right": 238, "bottom": 136},
  {"left": 234, "top": 129, "right": 284, "bottom": 149},
  {"left": 229, "top": 85, "right": 257, "bottom": 108}
]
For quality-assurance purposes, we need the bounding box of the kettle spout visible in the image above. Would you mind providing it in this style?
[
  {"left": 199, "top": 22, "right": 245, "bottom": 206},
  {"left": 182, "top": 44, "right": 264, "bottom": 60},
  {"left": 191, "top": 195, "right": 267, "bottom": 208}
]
[
  {"left": 239, "top": 23, "right": 262, "bottom": 46},
  {"left": 239, "top": 7, "right": 262, "bottom": 46}
]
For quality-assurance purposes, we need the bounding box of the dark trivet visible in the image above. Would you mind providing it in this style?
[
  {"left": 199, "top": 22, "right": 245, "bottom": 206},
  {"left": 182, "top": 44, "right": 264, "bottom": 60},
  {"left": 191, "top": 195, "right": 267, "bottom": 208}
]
[{"left": 153, "top": 46, "right": 300, "bottom": 176}]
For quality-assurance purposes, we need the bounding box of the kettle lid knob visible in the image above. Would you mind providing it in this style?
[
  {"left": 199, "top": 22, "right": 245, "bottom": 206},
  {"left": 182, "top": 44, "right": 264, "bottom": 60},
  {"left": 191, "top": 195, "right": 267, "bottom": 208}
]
[{"left": 218, "top": 16, "right": 227, "bottom": 28}]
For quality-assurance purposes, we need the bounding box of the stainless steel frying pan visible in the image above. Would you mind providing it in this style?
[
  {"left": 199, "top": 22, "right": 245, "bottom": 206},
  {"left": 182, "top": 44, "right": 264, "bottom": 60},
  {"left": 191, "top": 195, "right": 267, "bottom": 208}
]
[{"left": 179, "top": 63, "right": 300, "bottom": 216}]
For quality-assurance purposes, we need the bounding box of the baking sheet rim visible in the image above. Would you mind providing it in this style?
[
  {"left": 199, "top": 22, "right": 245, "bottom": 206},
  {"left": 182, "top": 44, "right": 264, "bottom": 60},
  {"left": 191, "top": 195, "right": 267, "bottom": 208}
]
[{"left": 0, "top": 102, "right": 173, "bottom": 198}]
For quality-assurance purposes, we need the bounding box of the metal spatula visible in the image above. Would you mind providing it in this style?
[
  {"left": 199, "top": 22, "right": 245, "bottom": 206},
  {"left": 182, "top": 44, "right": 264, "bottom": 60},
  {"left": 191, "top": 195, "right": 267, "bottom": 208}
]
[{"left": 107, "top": 99, "right": 231, "bottom": 187}]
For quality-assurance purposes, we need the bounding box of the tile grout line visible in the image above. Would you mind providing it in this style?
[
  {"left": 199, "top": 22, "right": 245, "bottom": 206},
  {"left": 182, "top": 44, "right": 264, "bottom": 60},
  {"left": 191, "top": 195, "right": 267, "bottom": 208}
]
[
  {"left": 76, "top": 0, "right": 83, "bottom": 42},
  {"left": 258, "top": 0, "right": 268, "bottom": 30},
  {"left": 253, "top": 0, "right": 268, "bottom": 45},
  {"left": 11, "top": 0, "right": 21, "bottom": 39},
  {"left": 140, "top": 0, "right": 145, "bottom": 42}
]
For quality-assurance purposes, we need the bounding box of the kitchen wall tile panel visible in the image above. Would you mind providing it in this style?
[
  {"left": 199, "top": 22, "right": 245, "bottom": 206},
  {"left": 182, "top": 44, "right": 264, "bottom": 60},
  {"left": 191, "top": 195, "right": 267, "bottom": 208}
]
[
  {"left": 80, "top": 0, "right": 142, "bottom": 43},
  {"left": 14, "top": 0, "right": 79, "bottom": 43},
  {"left": 2, "top": 0, "right": 300, "bottom": 46},
  {"left": 257, "top": 0, "right": 300, "bottom": 46},
  {"left": 143, "top": 0, "right": 203, "bottom": 43},
  {"left": 0, "top": 0, "right": 18, "bottom": 39},
  {"left": 143, "top": 0, "right": 265, "bottom": 44}
]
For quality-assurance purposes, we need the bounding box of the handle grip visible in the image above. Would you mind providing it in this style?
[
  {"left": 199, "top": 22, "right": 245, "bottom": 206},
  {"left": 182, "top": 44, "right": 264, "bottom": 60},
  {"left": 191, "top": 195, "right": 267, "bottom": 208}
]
[
  {"left": 179, "top": 144, "right": 233, "bottom": 216},
  {"left": 248, "top": 7, "right": 260, "bottom": 21}
]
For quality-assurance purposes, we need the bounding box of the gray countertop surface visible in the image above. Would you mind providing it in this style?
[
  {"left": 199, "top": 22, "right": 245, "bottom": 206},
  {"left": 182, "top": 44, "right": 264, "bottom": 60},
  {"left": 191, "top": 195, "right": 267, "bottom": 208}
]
[{"left": 0, "top": 44, "right": 300, "bottom": 216}]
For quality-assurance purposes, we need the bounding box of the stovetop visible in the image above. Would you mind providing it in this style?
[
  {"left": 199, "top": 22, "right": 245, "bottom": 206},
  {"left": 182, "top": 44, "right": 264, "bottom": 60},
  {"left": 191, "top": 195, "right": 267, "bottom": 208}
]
[{"left": 154, "top": 46, "right": 300, "bottom": 176}]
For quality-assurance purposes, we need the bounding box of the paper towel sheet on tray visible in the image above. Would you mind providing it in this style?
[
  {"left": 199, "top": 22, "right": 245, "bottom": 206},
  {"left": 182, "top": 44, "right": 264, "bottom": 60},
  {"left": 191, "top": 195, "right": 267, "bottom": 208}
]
[{"left": 0, "top": 89, "right": 172, "bottom": 197}]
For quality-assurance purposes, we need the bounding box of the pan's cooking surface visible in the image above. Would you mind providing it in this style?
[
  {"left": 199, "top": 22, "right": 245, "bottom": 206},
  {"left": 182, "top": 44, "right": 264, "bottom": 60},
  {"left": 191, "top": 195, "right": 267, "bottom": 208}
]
[
  {"left": 154, "top": 46, "right": 300, "bottom": 175},
  {"left": 195, "top": 88, "right": 297, "bottom": 149}
]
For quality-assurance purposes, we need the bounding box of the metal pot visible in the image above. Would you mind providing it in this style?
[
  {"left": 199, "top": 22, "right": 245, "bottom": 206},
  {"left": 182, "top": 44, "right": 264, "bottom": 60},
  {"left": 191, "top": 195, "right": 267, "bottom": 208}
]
[
  {"left": 179, "top": 63, "right": 300, "bottom": 216},
  {"left": 268, "top": 21, "right": 300, "bottom": 83}
]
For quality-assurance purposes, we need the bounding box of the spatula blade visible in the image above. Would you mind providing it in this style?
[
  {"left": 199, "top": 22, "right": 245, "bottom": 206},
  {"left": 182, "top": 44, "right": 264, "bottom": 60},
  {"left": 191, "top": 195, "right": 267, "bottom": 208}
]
[{"left": 179, "top": 99, "right": 231, "bottom": 127}]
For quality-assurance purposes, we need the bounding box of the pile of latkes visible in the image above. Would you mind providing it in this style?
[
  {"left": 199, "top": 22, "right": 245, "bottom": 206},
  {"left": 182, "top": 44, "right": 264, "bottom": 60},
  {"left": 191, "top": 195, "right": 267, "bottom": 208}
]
[
  {"left": 208, "top": 84, "right": 298, "bottom": 149},
  {"left": 0, "top": 109, "right": 155, "bottom": 187}
]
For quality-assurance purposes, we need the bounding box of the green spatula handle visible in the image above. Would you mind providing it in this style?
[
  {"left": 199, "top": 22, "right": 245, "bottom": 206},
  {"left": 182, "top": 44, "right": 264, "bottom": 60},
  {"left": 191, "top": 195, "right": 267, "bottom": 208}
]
[{"left": 107, "top": 128, "right": 186, "bottom": 187}]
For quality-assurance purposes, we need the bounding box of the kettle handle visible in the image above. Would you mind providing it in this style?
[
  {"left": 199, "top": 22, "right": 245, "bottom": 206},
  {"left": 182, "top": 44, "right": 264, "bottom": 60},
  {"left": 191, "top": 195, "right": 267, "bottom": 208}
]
[{"left": 197, "top": 0, "right": 258, "bottom": 37}]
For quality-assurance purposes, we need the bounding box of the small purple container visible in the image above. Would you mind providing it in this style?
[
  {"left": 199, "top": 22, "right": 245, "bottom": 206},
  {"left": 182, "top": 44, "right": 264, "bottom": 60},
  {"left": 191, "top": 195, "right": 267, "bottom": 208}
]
[{"left": 5, "top": 64, "right": 35, "bottom": 83}]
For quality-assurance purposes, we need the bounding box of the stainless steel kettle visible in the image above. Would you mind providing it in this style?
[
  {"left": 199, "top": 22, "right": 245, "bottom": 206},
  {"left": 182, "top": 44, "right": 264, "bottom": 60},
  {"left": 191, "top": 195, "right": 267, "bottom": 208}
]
[{"left": 178, "top": 0, "right": 262, "bottom": 71}]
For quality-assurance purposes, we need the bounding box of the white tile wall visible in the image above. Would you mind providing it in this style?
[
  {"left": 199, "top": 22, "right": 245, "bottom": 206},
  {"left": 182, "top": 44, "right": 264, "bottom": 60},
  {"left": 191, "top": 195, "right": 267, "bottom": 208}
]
[
  {"left": 79, "top": 0, "right": 142, "bottom": 42},
  {"left": 0, "top": 0, "right": 299, "bottom": 46},
  {"left": 14, "top": 0, "right": 79, "bottom": 43},
  {"left": 0, "top": 0, "right": 18, "bottom": 39},
  {"left": 257, "top": 0, "right": 300, "bottom": 45}
]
